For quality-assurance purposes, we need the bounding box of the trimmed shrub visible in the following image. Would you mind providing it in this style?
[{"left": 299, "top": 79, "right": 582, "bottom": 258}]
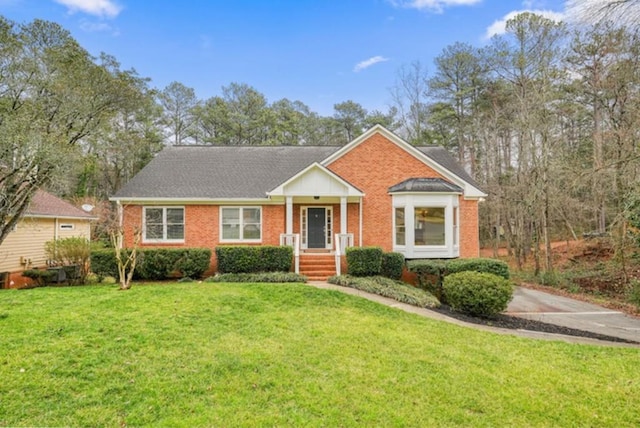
[
  {"left": 442, "top": 271, "right": 513, "bottom": 317},
  {"left": 381, "top": 252, "right": 405, "bottom": 280},
  {"left": 175, "top": 248, "right": 211, "bottom": 279},
  {"left": 22, "top": 269, "right": 55, "bottom": 287},
  {"left": 446, "top": 258, "right": 510, "bottom": 280},
  {"left": 91, "top": 248, "right": 212, "bottom": 281},
  {"left": 215, "top": 246, "right": 293, "bottom": 274},
  {"left": 346, "top": 247, "right": 383, "bottom": 277},
  {"left": 406, "top": 259, "right": 448, "bottom": 300},
  {"left": 407, "top": 258, "right": 510, "bottom": 301},
  {"left": 206, "top": 272, "right": 306, "bottom": 283},
  {"left": 136, "top": 249, "right": 183, "bottom": 280},
  {"left": 328, "top": 275, "right": 439, "bottom": 308},
  {"left": 90, "top": 249, "right": 120, "bottom": 281}
]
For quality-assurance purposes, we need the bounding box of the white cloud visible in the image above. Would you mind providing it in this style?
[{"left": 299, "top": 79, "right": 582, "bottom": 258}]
[
  {"left": 54, "top": 0, "right": 122, "bottom": 18},
  {"left": 390, "top": 0, "right": 482, "bottom": 13},
  {"left": 79, "top": 19, "right": 114, "bottom": 32},
  {"left": 484, "top": 9, "right": 565, "bottom": 39},
  {"left": 354, "top": 56, "right": 390, "bottom": 73}
]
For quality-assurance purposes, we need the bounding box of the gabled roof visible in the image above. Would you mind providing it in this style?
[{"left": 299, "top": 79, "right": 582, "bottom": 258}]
[
  {"left": 322, "top": 125, "right": 486, "bottom": 198},
  {"left": 111, "top": 126, "right": 486, "bottom": 201},
  {"left": 112, "top": 145, "right": 340, "bottom": 200},
  {"left": 268, "top": 163, "right": 363, "bottom": 197},
  {"left": 26, "top": 190, "right": 96, "bottom": 220},
  {"left": 389, "top": 178, "right": 463, "bottom": 194}
]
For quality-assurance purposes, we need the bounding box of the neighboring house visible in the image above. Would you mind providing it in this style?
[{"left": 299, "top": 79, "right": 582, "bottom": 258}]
[
  {"left": 111, "top": 125, "right": 487, "bottom": 280},
  {"left": 0, "top": 190, "right": 97, "bottom": 288}
]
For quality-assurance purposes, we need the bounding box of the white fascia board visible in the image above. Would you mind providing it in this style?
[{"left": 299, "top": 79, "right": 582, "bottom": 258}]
[
  {"left": 321, "top": 124, "right": 487, "bottom": 198},
  {"left": 109, "top": 197, "right": 279, "bottom": 205},
  {"left": 23, "top": 214, "right": 99, "bottom": 221},
  {"left": 267, "top": 162, "right": 363, "bottom": 197}
]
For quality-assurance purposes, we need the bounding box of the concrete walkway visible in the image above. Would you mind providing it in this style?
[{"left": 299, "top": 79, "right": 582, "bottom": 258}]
[{"left": 307, "top": 281, "right": 640, "bottom": 348}]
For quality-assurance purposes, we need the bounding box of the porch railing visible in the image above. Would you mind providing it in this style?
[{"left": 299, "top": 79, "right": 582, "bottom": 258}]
[
  {"left": 334, "top": 233, "right": 354, "bottom": 276},
  {"left": 280, "top": 233, "right": 300, "bottom": 274}
]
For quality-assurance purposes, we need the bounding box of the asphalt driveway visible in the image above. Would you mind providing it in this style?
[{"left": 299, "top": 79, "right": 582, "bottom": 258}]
[{"left": 507, "top": 287, "right": 640, "bottom": 343}]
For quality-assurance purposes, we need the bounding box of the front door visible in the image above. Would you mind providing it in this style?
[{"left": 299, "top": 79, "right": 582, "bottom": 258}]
[{"left": 307, "top": 207, "right": 326, "bottom": 249}]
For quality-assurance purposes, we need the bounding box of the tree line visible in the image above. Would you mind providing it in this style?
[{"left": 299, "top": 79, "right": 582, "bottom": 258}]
[{"left": 2, "top": 12, "right": 640, "bottom": 280}]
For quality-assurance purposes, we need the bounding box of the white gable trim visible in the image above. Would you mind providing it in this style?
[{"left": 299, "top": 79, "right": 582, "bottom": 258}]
[
  {"left": 268, "top": 162, "right": 364, "bottom": 197},
  {"left": 321, "top": 124, "right": 487, "bottom": 198}
]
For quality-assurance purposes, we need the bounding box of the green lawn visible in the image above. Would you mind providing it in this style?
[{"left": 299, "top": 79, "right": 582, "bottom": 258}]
[{"left": 1, "top": 283, "right": 639, "bottom": 427}]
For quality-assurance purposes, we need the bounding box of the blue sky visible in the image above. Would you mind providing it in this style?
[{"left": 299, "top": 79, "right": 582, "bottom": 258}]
[{"left": 1, "top": 0, "right": 566, "bottom": 115}]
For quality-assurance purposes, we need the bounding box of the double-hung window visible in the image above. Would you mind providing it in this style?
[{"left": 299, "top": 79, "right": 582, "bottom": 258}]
[
  {"left": 221, "top": 207, "right": 261, "bottom": 242},
  {"left": 143, "top": 207, "right": 185, "bottom": 242}
]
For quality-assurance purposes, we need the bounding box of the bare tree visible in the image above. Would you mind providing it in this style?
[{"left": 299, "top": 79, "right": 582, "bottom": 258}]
[{"left": 566, "top": 0, "right": 640, "bottom": 26}]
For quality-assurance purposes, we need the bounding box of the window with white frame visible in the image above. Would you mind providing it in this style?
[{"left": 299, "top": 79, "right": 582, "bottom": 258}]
[
  {"left": 221, "top": 207, "right": 261, "bottom": 242},
  {"left": 392, "top": 194, "right": 460, "bottom": 258},
  {"left": 143, "top": 207, "right": 184, "bottom": 242}
]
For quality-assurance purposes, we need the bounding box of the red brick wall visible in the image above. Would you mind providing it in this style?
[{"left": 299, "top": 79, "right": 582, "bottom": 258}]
[{"left": 327, "top": 133, "right": 480, "bottom": 257}]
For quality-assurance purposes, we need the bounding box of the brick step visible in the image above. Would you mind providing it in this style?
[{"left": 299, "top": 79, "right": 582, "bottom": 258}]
[{"left": 299, "top": 255, "right": 337, "bottom": 280}]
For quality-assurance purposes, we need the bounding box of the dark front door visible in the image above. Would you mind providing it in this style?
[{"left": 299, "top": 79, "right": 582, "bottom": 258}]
[{"left": 307, "top": 207, "right": 326, "bottom": 249}]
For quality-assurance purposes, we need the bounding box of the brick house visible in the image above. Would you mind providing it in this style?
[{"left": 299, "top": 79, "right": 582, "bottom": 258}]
[{"left": 111, "top": 125, "right": 486, "bottom": 279}]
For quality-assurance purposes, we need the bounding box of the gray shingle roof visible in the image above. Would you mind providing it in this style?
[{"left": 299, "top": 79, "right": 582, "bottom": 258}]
[
  {"left": 388, "top": 178, "right": 463, "bottom": 194},
  {"left": 113, "top": 145, "right": 341, "bottom": 199},
  {"left": 113, "top": 142, "right": 482, "bottom": 200},
  {"left": 415, "top": 146, "right": 481, "bottom": 189}
]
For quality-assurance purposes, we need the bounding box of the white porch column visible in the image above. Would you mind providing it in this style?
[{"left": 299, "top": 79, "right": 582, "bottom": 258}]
[
  {"left": 286, "top": 196, "right": 293, "bottom": 234},
  {"left": 340, "top": 196, "right": 347, "bottom": 234}
]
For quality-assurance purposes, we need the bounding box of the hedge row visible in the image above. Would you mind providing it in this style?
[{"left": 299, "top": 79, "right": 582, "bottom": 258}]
[
  {"left": 345, "top": 247, "right": 405, "bottom": 280},
  {"left": 91, "top": 248, "right": 211, "bottom": 280},
  {"left": 406, "top": 258, "right": 510, "bottom": 301},
  {"left": 215, "top": 246, "right": 292, "bottom": 274}
]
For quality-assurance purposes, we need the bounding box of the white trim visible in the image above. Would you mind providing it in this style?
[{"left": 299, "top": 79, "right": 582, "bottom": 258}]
[
  {"left": 267, "top": 162, "right": 364, "bottom": 197},
  {"left": 321, "top": 125, "right": 486, "bottom": 199},
  {"left": 142, "top": 206, "right": 185, "bottom": 244},
  {"left": 392, "top": 194, "right": 459, "bottom": 258},
  {"left": 59, "top": 223, "right": 75, "bottom": 230},
  {"left": 219, "top": 206, "right": 262, "bottom": 243},
  {"left": 110, "top": 197, "right": 278, "bottom": 205},
  {"left": 23, "top": 214, "right": 98, "bottom": 221}
]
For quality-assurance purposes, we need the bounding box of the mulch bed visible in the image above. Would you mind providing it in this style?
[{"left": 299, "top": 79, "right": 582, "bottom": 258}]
[{"left": 430, "top": 305, "right": 639, "bottom": 345}]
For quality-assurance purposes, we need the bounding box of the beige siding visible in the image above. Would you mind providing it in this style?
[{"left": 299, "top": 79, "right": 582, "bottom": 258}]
[{"left": 0, "top": 217, "right": 91, "bottom": 273}]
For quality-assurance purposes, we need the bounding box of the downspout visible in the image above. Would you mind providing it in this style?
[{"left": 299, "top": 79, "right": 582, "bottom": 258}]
[
  {"left": 117, "top": 200, "right": 123, "bottom": 249},
  {"left": 359, "top": 197, "right": 363, "bottom": 247}
]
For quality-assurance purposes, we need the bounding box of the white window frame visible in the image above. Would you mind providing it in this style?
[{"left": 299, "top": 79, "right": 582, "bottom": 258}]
[
  {"left": 391, "top": 194, "right": 459, "bottom": 258},
  {"left": 143, "top": 206, "right": 185, "bottom": 243},
  {"left": 220, "top": 206, "right": 262, "bottom": 243},
  {"left": 59, "top": 223, "right": 75, "bottom": 230}
]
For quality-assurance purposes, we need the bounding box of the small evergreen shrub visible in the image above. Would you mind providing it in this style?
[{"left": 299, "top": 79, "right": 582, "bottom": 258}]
[
  {"left": 381, "top": 252, "right": 405, "bottom": 280},
  {"left": 346, "top": 247, "right": 383, "bottom": 277},
  {"left": 206, "top": 272, "right": 306, "bottom": 283},
  {"left": 215, "top": 246, "right": 293, "bottom": 274},
  {"left": 22, "top": 269, "right": 55, "bottom": 287},
  {"left": 406, "top": 259, "right": 448, "bottom": 300},
  {"left": 175, "top": 248, "right": 211, "bottom": 278},
  {"left": 442, "top": 271, "right": 513, "bottom": 317},
  {"left": 328, "top": 274, "right": 439, "bottom": 308},
  {"left": 90, "top": 249, "right": 120, "bottom": 281},
  {"left": 446, "top": 258, "right": 510, "bottom": 280},
  {"left": 136, "top": 249, "right": 183, "bottom": 280}
]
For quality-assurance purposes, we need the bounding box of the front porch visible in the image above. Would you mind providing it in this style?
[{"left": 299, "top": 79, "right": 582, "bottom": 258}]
[{"left": 268, "top": 162, "right": 363, "bottom": 279}]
